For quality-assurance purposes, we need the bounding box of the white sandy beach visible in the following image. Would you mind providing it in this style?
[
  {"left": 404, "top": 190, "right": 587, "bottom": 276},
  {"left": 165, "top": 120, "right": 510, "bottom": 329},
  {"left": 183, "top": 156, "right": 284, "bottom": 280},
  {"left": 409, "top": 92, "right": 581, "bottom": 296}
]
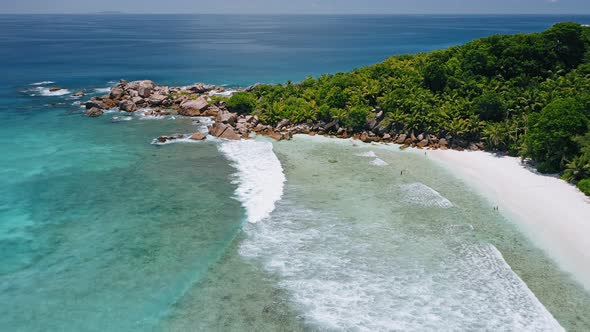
[{"left": 428, "top": 149, "right": 590, "bottom": 290}]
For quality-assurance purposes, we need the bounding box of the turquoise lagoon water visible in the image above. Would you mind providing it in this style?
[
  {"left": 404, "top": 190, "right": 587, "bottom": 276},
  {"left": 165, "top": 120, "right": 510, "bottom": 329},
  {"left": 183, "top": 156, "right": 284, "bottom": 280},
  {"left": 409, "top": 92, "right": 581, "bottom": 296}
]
[{"left": 2, "top": 14, "right": 590, "bottom": 331}]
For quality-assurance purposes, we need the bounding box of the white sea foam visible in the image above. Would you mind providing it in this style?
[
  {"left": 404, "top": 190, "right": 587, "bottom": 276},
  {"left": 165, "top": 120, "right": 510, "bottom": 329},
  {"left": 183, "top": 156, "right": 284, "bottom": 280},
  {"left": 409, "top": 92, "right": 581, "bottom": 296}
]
[
  {"left": 208, "top": 89, "right": 238, "bottom": 97},
  {"left": 102, "top": 107, "right": 119, "bottom": 114},
  {"left": 399, "top": 182, "right": 453, "bottom": 208},
  {"left": 30, "top": 87, "right": 71, "bottom": 96},
  {"left": 371, "top": 158, "right": 388, "bottom": 166},
  {"left": 356, "top": 151, "right": 389, "bottom": 166},
  {"left": 192, "top": 116, "right": 215, "bottom": 126},
  {"left": 30, "top": 81, "right": 55, "bottom": 86},
  {"left": 94, "top": 87, "right": 111, "bottom": 93},
  {"left": 240, "top": 203, "right": 563, "bottom": 331},
  {"left": 356, "top": 151, "right": 377, "bottom": 158},
  {"left": 218, "top": 140, "right": 285, "bottom": 223},
  {"left": 134, "top": 108, "right": 173, "bottom": 120},
  {"left": 110, "top": 116, "right": 133, "bottom": 122}
]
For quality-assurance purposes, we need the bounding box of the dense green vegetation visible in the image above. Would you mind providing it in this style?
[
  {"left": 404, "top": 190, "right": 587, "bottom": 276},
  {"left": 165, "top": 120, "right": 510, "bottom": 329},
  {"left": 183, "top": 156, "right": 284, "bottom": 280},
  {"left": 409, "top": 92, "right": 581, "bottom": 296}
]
[{"left": 228, "top": 23, "right": 590, "bottom": 192}]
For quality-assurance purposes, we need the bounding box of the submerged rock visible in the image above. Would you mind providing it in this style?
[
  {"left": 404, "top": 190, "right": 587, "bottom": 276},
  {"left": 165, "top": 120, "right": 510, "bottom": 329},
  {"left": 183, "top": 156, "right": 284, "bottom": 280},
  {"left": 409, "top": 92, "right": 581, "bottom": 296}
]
[{"left": 156, "top": 134, "right": 184, "bottom": 144}]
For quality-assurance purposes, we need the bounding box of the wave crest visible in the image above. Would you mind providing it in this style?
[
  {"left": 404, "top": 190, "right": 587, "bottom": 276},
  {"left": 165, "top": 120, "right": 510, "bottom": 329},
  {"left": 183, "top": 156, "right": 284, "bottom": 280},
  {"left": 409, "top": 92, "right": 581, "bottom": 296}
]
[
  {"left": 218, "top": 140, "right": 285, "bottom": 223},
  {"left": 29, "top": 87, "right": 70, "bottom": 96},
  {"left": 399, "top": 182, "right": 453, "bottom": 208},
  {"left": 30, "top": 81, "right": 55, "bottom": 86},
  {"left": 240, "top": 205, "right": 562, "bottom": 331}
]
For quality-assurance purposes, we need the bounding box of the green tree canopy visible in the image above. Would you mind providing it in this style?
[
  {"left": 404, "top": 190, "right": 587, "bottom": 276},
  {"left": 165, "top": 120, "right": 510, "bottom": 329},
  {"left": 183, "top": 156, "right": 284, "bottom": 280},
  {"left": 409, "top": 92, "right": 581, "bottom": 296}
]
[{"left": 524, "top": 98, "right": 588, "bottom": 172}]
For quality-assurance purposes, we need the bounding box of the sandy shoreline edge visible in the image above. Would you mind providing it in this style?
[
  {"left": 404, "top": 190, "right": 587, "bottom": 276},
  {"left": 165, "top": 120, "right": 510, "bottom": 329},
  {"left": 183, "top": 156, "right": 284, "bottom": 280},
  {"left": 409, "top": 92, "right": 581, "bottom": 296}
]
[{"left": 427, "top": 149, "right": 590, "bottom": 290}]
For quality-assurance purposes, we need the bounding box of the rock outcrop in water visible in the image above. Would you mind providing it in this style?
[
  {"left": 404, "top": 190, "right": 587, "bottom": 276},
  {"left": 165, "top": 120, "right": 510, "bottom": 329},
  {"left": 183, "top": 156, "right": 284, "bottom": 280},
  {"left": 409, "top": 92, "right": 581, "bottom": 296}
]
[
  {"left": 84, "top": 79, "right": 484, "bottom": 150},
  {"left": 85, "top": 107, "right": 103, "bottom": 117},
  {"left": 190, "top": 132, "right": 207, "bottom": 141}
]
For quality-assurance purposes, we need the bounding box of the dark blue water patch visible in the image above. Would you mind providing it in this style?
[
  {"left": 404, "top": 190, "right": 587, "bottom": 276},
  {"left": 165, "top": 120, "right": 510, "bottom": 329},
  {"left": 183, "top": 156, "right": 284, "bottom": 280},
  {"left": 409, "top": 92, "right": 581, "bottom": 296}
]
[{"left": 1, "top": 14, "right": 589, "bottom": 90}]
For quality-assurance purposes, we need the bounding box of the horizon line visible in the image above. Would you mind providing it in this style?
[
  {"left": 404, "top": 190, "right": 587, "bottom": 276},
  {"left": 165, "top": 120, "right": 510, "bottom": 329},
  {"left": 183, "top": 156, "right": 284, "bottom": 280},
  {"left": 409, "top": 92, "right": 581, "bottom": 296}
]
[{"left": 2, "top": 12, "right": 590, "bottom": 16}]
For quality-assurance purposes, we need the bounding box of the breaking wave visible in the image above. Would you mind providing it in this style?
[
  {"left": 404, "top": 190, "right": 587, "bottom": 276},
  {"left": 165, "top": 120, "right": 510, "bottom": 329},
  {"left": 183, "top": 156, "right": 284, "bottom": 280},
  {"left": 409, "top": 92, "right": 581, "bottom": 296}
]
[
  {"left": 29, "top": 81, "right": 55, "bottom": 86},
  {"left": 29, "top": 87, "right": 71, "bottom": 96},
  {"left": 218, "top": 140, "right": 285, "bottom": 224},
  {"left": 399, "top": 182, "right": 454, "bottom": 208},
  {"left": 240, "top": 202, "right": 563, "bottom": 331}
]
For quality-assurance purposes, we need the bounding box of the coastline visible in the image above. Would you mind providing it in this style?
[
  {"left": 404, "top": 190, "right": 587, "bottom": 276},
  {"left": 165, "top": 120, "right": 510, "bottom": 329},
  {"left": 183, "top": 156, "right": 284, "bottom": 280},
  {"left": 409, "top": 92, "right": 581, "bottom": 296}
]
[
  {"left": 77, "top": 78, "right": 590, "bottom": 291},
  {"left": 427, "top": 149, "right": 590, "bottom": 290},
  {"left": 6, "top": 15, "right": 590, "bottom": 331},
  {"left": 43, "top": 76, "right": 590, "bottom": 292},
  {"left": 16, "top": 81, "right": 590, "bottom": 330}
]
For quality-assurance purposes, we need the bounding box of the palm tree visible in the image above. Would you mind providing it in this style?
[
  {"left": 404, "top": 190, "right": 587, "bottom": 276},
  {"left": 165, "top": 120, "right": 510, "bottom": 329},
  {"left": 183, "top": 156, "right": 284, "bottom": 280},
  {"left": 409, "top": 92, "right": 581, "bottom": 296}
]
[
  {"left": 562, "top": 155, "right": 590, "bottom": 183},
  {"left": 482, "top": 122, "right": 506, "bottom": 150}
]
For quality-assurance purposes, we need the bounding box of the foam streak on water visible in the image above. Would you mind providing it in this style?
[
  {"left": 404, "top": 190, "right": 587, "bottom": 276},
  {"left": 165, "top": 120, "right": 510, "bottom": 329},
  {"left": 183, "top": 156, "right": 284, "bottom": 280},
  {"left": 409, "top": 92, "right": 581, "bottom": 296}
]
[
  {"left": 29, "top": 87, "right": 70, "bottom": 96},
  {"left": 357, "top": 150, "right": 389, "bottom": 166},
  {"left": 356, "top": 151, "right": 378, "bottom": 158},
  {"left": 371, "top": 158, "right": 388, "bottom": 166},
  {"left": 29, "top": 81, "right": 55, "bottom": 85},
  {"left": 94, "top": 87, "right": 112, "bottom": 93},
  {"left": 218, "top": 140, "right": 286, "bottom": 224},
  {"left": 240, "top": 203, "right": 563, "bottom": 331},
  {"left": 399, "top": 182, "right": 454, "bottom": 208}
]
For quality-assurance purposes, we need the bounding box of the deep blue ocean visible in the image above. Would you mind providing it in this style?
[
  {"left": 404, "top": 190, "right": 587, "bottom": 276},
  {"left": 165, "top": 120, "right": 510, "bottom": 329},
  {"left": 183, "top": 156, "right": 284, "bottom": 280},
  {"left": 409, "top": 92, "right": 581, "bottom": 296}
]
[{"left": 2, "top": 15, "right": 590, "bottom": 331}]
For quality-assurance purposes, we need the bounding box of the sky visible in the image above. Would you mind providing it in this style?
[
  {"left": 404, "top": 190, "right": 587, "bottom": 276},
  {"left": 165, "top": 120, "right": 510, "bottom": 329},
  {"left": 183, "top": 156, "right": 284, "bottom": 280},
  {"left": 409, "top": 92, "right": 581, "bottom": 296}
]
[{"left": 0, "top": 0, "right": 589, "bottom": 14}]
